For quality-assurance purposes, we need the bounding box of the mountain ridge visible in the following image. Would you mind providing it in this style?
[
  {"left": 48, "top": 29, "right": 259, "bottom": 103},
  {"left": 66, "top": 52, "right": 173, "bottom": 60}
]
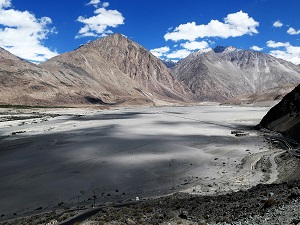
[
  {"left": 1, "top": 36, "right": 300, "bottom": 107},
  {"left": 0, "top": 34, "right": 196, "bottom": 107},
  {"left": 172, "top": 46, "right": 300, "bottom": 101}
]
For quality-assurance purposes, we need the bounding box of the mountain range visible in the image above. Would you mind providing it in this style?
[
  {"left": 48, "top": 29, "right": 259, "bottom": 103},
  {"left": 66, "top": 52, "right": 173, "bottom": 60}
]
[
  {"left": 1, "top": 33, "right": 300, "bottom": 107},
  {"left": 172, "top": 46, "right": 300, "bottom": 102},
  {"left": 0, "top": 34, "right": 195, "bottom": 107}
]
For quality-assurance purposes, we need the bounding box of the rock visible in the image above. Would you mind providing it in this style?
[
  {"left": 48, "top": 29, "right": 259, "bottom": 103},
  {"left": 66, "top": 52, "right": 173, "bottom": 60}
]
[
  {"left": 263, "top": 198, "right": 277, "bottom": 208},
  {"left": 288, "top": 188, "right": 300, "bottom": 199},
  {"left": 178, "top": 212, "right": 188, "bottom": 220},
  {"left": 126, "top": 218, "right": 136, "bottom": 225}
]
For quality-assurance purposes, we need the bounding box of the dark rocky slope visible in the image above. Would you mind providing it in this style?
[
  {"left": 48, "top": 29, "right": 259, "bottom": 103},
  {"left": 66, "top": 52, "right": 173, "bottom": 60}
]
[{"left": 259, "top": 84, "right": 300, "bottom": 142}]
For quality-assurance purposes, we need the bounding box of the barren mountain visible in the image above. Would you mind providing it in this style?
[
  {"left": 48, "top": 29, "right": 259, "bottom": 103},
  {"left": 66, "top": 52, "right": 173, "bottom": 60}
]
[
  {"left": 0, "top": 47, "right": 63, "bottom": 106},
  {"left": 172, "top": 46, "right": 300, "bottom": 101},
  {"left": 0, "top": 34, "right": 195, "bottom": 107},
  {"left": 83, "top": 33, "right": 195, "bottom": 103},
  {"left": 259, "top": 84, "right": 300, "bottom": 142}
]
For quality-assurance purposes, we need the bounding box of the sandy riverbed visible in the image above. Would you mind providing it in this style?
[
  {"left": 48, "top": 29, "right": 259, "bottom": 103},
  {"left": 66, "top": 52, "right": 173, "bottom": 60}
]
[{"left": 0, "top": 105, "right": 277, "bottom": 219}]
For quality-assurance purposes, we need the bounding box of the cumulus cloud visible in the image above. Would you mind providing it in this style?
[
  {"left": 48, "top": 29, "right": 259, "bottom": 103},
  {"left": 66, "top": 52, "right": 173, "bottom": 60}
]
[
  {"left": 267, "top": 40, "right": 300, "bottom": 65},
  {"left": 267, "top": 40, "right": 290, "bottom": 48},
  {"left": 273, "top": 20, "right": 283, "bottom": 27},
  {"left": 164, "top": 11, "right": 259, "bottom": 42},
  {"left": 150, "top": 46, "right": 170, "bottom": 58},
  {"left": 287, "top": 27, "right": 300, "bottom": 35},
  {"left": 166, "top": 49, "right": 192, "bottom": 59},
  {"left": 0, "top": 0, "right": 57, "bottom": 62},
  {"left": 76, "top": 1, "right": 124, "bottom": 38},
  {"left": 180, "top": 40, "right": 209, "bottom": 51},
  {"left": 251, "top": 45, "right": 263, "bottom": 51}
]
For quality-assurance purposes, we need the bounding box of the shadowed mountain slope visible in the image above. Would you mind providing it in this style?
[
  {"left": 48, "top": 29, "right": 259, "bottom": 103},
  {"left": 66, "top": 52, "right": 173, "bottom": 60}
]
[{"left": 259, "top": 84, "right": 300, "bottom": 142}]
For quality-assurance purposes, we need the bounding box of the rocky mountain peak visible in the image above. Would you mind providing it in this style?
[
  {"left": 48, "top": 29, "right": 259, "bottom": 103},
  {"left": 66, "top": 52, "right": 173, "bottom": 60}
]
[
  {"left": 88, "top": 33, "right": 138, "bottom": 51},
  {"left": 213, "top": 45, "right": 236, "bottom": 53},
  {"left": 38, "top": 33, "right": 196, "bottom": 106},
  {"left": 80, "top": 33, "right": 196, "bottom": 103}
]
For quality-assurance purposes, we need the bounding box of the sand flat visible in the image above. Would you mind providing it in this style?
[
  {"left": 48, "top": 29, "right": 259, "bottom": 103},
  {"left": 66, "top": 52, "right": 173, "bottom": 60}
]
[{"left": 0, "top": 105, "right": 272, "bottom": 217}]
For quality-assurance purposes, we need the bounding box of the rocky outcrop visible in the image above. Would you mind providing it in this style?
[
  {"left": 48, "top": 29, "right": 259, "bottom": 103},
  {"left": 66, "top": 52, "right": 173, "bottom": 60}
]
[
  {"left": 172, "top": 46, "right": 300, "bottom": 101},
  {"left": 259, "top": 84, "right": 300, "bottom": 142}
]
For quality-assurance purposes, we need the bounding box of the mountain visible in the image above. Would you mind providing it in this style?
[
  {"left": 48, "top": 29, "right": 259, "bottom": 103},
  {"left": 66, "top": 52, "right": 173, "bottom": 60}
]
[
  {"left": 161, "top": 59, "right": 176, "bottom": 69},
  {"left": 0, "top": 34, "right": 195, "bottom": 107},
  {"left": 259, "top": 84, "right": 300, "bottom": 142},
  {"left": 0, "top": 47, "right": 65, "bottom": 106},
  {"left": 172, "top": 46, "right": 300, "bottom": 102},
  {"left": 80, "top": 34, "right": 195, "bottom": 103}
]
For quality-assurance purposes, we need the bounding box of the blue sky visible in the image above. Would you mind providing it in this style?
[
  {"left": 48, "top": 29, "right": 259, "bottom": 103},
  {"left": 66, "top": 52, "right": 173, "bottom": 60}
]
[{"left": 0, "top": 0, "right": 300, "bottom": 64}]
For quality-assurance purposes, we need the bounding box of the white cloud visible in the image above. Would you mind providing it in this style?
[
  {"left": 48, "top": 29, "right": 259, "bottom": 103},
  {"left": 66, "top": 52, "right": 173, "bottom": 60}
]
[
  {"left": 166, "top": 49, "right": 191, "bottom": 59},
  {"left": 273, "top": 20, "right": 283, "bottom": 27},
  {"left": 76, "top": 2, "right": 124, "bottom": 38},
  {"left": 180, "top": 40, "right": 209, "bottom": 51},
  {"left": 87, "top": 0, "right": 100, "bottom": 7},
  {"left": 267, "top": 40, "right": 290, "bottom": 48},
  {"left": 0, "top": 0, "right": 10, "bottom": 8},
  {"left": 164, "top": 11, "right": 259, "bottom": 42},
  {"left": 102, "top": 2, "right": 109, "bottom": 7},
  {"left": 150, "top": 46, "right": 170, "bottom": 58},
  {"left": 0, "top": 0, "right": 57, "bottom": 62},
  {"left": 251, "top": 45, "right": 263, "bottom": 51},
  {"left": 287, "top": 27, "right": 300, "bottom": 35},
  {"left": 267, "top": 40, "right": 300, "bottom": 65}
]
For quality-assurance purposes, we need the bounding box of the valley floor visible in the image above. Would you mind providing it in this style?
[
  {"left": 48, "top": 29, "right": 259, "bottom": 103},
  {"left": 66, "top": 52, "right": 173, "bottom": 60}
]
[{"left": 0, "top": 105, "right": 297, "bottom": 224}]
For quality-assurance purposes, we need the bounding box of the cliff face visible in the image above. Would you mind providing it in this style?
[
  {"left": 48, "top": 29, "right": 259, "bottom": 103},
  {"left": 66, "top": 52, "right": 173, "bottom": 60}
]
[
  {"left": 259, "top": 84, "right": 300, "bottom": 142},
  {"left": 172, "top": 46, "right": 300, "bottom": 101}
]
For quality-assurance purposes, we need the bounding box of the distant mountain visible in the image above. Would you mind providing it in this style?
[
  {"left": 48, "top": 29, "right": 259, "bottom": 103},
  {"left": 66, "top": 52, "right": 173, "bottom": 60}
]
[
  {"left": 223, "top": 84, "right": 298, "bottom": 106},
  {"left": 161, "top": 59, "right": 176, "bottom": 69},
  {"left": 172, "top": 46, "right": 300, "bottom": 101},
  {"left": 0, "top": 34, "right": 195, "bottom": 107},
  {"left": 259, "top": 84, "right": 300, "bottom": 142}
]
